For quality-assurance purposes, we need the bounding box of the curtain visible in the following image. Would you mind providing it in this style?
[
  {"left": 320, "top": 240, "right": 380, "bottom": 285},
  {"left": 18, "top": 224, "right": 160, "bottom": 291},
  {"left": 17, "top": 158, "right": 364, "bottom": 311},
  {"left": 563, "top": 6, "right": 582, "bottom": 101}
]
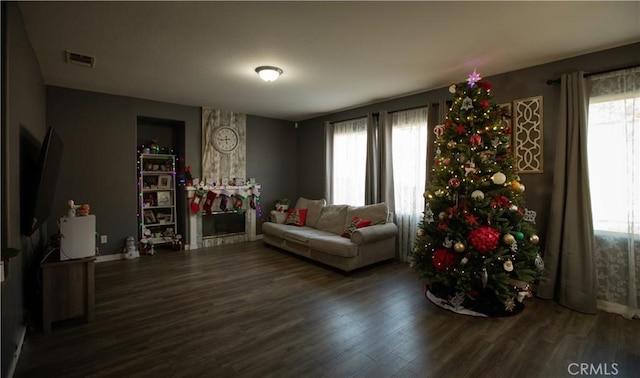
[
  {"left": 327, "top": 117, "right": 367, "bottom": 205},
  {"left": 391, "top": 107, "right": 428, "bottom": 262},
  {"left": 537, "top": 72, "right": 598, "bottom": 314},
  {"left": 365, "top": 112, "right": 395, "bottom": 208},
  {"left": 587, "top": 67, "right": 640, "bottom": 319}
]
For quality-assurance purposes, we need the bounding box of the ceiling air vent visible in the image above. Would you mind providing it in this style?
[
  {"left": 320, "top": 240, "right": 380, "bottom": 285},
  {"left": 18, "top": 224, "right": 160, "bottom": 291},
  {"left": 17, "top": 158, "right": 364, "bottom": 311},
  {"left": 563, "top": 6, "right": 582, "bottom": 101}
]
[{"left": 65, "top": 51, "right": 95, "bottom": 68}]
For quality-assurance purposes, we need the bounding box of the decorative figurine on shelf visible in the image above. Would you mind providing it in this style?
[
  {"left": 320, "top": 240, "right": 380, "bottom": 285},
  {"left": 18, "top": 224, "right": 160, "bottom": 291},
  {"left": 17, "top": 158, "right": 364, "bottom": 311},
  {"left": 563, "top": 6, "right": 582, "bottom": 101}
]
[
  {"left": 67, "top": 200, "right": 80, "bottom": 217},
  {"left": 123, "top": 236, "right": 140, "bottom": 259},
  {"left": 139, "top": 228, "right": 155, "bottom": 255},
  {"left": 77, "top": 204, "right": 90, "bottom": 216}
]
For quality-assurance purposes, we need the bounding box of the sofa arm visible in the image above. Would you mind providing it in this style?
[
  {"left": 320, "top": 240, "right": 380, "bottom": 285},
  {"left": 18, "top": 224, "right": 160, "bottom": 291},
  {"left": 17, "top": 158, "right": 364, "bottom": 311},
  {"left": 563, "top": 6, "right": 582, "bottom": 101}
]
[{"left": 351, "top": 223, "right": 398, "bottom": 245}]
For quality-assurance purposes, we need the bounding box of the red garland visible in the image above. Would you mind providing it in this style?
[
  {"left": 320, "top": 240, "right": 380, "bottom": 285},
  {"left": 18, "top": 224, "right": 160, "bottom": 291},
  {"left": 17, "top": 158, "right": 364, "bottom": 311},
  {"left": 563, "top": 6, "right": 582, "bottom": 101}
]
[
  {"left": 432, "top": 248, "right": 456, "bottom": 271},
  {"left": 467, "top": 226, "right": 500, "bottom": 254}
]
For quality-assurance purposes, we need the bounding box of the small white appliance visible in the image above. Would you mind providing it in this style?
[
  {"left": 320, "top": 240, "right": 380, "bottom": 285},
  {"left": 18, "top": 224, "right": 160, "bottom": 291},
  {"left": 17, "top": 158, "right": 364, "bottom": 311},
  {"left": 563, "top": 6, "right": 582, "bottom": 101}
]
[{"left": 59, "top": 215, "right": 96, "bottom": 261}]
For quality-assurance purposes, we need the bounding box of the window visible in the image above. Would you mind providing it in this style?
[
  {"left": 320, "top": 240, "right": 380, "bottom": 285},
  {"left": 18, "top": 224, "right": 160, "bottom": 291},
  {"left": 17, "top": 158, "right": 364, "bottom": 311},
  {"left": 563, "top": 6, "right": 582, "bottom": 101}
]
[
  {"left": 587, "top": 69, "right": 640, "bottom": 235},
  {"left": 331, "top": 118, "right": 367, "bottom": 205}
]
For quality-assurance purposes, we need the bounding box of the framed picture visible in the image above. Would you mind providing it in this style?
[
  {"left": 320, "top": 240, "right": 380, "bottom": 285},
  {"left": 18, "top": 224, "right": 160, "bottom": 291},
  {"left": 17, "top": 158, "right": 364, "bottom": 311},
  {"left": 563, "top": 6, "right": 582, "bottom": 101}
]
[
  {"left": 157, "top": 191, "right": 172, "bottom": 207},
  {"left": 143, "top": 210, "right": 156, "bottom": 224},
  {"left": 158, "top": 175, "right": 172, "bottom": 189}
]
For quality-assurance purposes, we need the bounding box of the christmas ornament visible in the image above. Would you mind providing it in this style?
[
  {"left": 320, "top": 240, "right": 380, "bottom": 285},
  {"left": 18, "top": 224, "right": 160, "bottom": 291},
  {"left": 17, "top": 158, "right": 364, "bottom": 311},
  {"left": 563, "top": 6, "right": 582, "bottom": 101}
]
[
  {"left": 467, "top": 69, "right": 482, "bottom": 86},
  {"left": 524, "top": 208, "right": 537, "bottom": 223},
  {"left": 434, "top": 124, "right": 445, "bottom": 137},
  {"left": 468, "top": 226, "right": 501, "bottom": 253},
  {"left": 491, "top": 137, "right": 501, "bottom": 147},
  {"left": 535, "top": 254, "right": 545, "bottom": 270},
  {"left": 481, "top": 267, "right": 488, "bottom": 288},
  {"left": 443, "top": 236, "right": 453, "bottom": 248},
  {"left": 454, "top": 242, "right": 465, "bottom": 253},
  {"left": 461, "top": 97, "right": 474, "bottom": 110},
  {"left": 505, "top": 298, "right": 516, "bottom": 312},
  {"left": 510, "top": 180, "right": 521, "bottom": 190},
  {"left": 510, "top": 241, "right": 519, "bottom": 252},
  {"left": 529, "top": 234, "right": 540, "bottom": 244},
  {"left": 509, "top": 204, "right": 518, "bottom": 211},
  {"left": 514, "top": 231, "right": 524, "bottom": 240},
  {"left": 517, "top": 184, "right": 526, "bottom": 193},
  {"left": 470, "top": 134, "right": 482, "bottom": 146},
  {"left": 465, "top": 213, "right": 479, "bottom": 226},
  {"left": 471, "top": 190, "right": 485, "bottom": 200},
  {"left": 503, "top": 233, "right": 516, "bottom": 245},
  {"left": 448, "top": 178, "right": 461, "bottom": 188},
  {"left": 416, "top": 229, "right": 425, "bottom": 238},
  {"left": 503, "top": 260, "right": 514, "bottom": 272},
  {"left": 449, "top": 84, "right": 457, "bottom": 93},
  {"left": 491, "top": 172, "right": 507, "bottom": 185},
  {"left": 447, "top": 141, "right": 457, "bottom": 149},
  {"left": 432, "top": 248, "right": 456, "bottom": 271},
  {"left": 435, "top": 189, "right": 445, "bottom": 197},
  {"left": 436, "top": 147, "right": 442, "bottom": 156},
  {"left": 464, "top": 160, "right": 476, "bottom": 176},
  {"left": 455, "top": 124, "right": 467, "bottom": 135},
  {"left": 423, "top": 191, "right": 429, "bottom": 198},
  {"left": 438, "top": 211, "right": 446, "bottom": 220},
  {"left": 461, "top": 256, "right": 469, "bottom": 265}
]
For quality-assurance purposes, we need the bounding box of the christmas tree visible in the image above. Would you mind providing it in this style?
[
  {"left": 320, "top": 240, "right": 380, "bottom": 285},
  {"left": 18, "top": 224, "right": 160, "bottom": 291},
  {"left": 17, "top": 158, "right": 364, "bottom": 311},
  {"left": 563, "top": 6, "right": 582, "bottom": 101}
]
[{"left": 411, "top": 70, "right": 544, "bottom": 317}]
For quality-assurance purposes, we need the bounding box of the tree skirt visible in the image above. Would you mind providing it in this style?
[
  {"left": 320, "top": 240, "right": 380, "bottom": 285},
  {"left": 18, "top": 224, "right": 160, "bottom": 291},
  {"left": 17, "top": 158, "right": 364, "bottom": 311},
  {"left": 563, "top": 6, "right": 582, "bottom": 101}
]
[{"left": 425, "top": 284, "right": 524, "bottom": 317}]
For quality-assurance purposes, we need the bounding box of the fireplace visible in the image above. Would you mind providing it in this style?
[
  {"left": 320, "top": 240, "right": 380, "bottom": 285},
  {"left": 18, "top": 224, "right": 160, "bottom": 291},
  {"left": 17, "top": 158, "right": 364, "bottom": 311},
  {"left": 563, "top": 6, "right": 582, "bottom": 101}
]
[{"left": 186, "top": 185, "right": 260, "bottom": 249}]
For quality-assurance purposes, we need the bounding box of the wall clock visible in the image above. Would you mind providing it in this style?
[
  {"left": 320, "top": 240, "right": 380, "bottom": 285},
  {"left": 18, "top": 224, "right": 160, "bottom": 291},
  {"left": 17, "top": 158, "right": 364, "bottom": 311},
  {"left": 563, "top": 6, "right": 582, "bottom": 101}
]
[{"left": 213, "top": 126, "right": 239, "bottom": 153}]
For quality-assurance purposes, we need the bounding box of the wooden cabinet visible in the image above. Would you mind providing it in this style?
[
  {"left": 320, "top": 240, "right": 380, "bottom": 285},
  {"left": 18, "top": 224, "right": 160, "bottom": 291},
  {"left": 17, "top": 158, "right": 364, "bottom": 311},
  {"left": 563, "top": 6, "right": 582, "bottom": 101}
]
[
  {"left": 41, "top": 256, "right": 95, "bottom": 333},
  {"left": 138, "top": 153, "right": 177, "bottom": 244}
]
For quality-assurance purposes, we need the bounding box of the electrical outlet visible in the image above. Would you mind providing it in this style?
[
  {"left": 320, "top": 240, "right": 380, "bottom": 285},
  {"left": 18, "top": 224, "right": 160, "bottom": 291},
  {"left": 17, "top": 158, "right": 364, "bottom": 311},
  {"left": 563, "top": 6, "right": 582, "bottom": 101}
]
[{"left": 101, "top": 235, "right": 108, "bottom": 244}]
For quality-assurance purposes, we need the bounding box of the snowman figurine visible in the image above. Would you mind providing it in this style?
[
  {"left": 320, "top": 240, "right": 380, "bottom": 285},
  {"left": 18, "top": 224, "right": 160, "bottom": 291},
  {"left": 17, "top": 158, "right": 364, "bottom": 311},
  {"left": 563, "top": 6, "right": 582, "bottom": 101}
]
[{"left": 123, "top": 236, "right": 140, "bottom": 259}]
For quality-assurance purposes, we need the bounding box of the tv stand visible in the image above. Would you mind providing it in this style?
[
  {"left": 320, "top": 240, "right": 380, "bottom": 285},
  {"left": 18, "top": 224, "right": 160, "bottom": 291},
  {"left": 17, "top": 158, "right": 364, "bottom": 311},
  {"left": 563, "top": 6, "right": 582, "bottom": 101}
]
[{"left": 40, "top": 256, "right": 95, "bottom": 333}]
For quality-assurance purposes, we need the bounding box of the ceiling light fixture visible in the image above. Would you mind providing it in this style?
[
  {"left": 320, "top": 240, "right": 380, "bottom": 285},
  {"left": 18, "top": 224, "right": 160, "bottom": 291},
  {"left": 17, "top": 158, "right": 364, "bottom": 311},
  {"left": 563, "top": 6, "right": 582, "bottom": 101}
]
[{"left": 255, "top": 66, "right": 283, "bottom": 82}]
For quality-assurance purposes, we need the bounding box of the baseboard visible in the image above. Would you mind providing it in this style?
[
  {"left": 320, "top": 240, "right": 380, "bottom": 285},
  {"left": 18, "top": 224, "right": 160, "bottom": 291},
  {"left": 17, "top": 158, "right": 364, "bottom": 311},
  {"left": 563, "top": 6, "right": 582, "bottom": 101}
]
[
  {"left": 96, "top": 253, "right": 125, "bottom": 263},
  {"left": 7, "top": 325, "right": 27, "bottom": 378}
]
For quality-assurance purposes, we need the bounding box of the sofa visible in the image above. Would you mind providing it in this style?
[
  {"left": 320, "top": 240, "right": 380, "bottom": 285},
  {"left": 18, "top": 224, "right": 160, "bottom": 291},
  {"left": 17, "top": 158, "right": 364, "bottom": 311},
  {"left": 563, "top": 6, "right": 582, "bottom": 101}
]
[{"left": 262, "top": 197, "right": 398, "bottom": 271}]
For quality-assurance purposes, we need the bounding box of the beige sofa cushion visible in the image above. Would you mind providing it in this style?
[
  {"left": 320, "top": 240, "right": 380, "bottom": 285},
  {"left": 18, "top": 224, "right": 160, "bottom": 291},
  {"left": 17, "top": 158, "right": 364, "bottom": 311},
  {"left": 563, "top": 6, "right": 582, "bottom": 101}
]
[
  {"left": 347, "top": 202, "right": 389, "bottom": 227},
  {"left": 294, "top": 197, "right": 326, "bottom": 228},
  {"left": 316, "top": 205, "right": 349, "bottom": 235}
]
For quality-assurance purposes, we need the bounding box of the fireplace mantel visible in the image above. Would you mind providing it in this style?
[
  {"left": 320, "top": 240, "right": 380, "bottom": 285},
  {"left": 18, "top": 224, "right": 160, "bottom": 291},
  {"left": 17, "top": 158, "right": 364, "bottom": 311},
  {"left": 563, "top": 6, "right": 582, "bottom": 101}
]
[{"left": 185, "top": 184, "right": 261, "bottom": 249}]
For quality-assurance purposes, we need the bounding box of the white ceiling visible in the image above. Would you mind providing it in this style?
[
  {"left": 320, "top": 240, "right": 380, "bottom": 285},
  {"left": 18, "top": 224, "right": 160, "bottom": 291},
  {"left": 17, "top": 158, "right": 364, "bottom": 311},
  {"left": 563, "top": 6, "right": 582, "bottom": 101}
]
[{"left": 18, "top": 1, "right": 640, "bottom": 122}]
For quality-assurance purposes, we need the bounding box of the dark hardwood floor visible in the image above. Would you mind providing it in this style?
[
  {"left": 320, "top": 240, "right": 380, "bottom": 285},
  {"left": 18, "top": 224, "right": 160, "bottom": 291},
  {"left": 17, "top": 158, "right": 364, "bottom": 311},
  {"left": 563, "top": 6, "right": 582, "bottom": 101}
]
[{"left": 15, "top": 241, "right": 640, "bottom": 377}]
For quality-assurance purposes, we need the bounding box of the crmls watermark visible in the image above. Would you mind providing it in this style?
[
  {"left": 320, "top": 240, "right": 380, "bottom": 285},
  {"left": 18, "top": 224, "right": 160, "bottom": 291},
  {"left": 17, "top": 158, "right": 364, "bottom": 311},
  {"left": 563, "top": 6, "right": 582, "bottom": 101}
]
[{"left": 567, "top": 363, "right": 619, "bottom": 376}]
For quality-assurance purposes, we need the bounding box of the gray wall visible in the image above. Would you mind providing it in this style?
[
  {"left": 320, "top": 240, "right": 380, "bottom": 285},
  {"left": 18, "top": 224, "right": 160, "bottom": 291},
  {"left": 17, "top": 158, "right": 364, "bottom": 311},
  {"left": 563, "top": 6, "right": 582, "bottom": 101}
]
[
  {"left": 46, "top": 88, "right": 296, "bottom": 250},
  {"left": 2, "top": 2, "right": 47, "bottom": 377},
  {"left": 297, "top": 42, "right": 640, "bottom": 249},
  {"left": 247, "top": 115, "right": 298, "bottom": 227}
]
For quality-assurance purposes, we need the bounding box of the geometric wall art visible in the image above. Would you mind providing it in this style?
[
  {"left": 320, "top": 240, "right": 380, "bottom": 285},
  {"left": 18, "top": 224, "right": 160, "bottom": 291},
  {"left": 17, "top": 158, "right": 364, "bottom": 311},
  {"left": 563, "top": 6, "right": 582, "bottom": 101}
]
[{"left": 513, "top": 96, "right": 543, "bottom": 173}]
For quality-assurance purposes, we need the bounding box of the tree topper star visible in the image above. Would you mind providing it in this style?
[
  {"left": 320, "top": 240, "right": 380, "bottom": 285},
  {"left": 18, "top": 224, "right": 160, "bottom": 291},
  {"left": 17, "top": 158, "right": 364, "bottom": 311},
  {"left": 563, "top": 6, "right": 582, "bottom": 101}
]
[{"left": 467, "top": 69, "right": 482, "bottom": 87}]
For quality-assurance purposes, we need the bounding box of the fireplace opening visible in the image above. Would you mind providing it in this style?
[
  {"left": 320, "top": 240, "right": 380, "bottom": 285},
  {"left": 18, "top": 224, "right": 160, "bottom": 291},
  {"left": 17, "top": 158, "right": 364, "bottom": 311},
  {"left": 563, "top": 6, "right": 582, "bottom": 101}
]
[{"left": 202, "top": 211, "right": 246, "bottom": 239}]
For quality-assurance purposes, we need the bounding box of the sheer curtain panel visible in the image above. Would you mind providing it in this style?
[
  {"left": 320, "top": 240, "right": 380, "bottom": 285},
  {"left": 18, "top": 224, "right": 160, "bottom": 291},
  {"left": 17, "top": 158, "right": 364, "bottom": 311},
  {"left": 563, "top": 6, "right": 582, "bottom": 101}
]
[
  {"left": 328, "top": 118, "right": 367, "bottom": 206},
  {"left": 392, "top": 108, "right": 428, "bottom": 262},
  {"left": 587, "top": 67, "right": 640, "bottom": 319}
]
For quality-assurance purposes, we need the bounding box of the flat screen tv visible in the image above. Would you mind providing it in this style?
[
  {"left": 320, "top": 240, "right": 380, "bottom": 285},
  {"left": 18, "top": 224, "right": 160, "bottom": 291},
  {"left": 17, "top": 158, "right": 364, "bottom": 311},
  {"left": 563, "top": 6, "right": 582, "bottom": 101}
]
[{"left": 21, "top": 127, "right": 64, "bottom": 236}]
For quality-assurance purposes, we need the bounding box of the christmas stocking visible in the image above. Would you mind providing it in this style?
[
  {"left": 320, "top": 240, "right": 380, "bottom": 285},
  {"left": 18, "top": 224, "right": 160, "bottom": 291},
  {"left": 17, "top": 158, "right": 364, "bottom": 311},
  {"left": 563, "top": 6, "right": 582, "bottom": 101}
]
[
  {"left": 219, "top": 194, "right": 228, "bottom": 211},
  {"left": 234, "top": 194, "right": 245, "bottom": 214},
  {"left": 190, "top": 189, "right": 205, "bottom": 214},
  {"left": 203, "top": 191, "right": 217, "bottom": 215}
]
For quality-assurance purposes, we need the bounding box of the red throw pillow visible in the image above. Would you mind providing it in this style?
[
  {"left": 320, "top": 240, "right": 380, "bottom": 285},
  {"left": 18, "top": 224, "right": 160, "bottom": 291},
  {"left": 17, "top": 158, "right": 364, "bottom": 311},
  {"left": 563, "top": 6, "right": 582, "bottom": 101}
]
[
  {"left": 341, "top": 216, "right": 372, "bottom": 238},
  {"left": 285, "top": 208, "right": 308, "bottom": 227}
]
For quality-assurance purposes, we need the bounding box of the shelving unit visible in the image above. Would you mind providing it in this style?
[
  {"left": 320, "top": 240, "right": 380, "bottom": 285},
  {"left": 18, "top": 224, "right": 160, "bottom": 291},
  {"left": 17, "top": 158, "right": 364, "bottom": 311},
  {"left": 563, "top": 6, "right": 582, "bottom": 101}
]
[{"left": 138, "top": 153, "right": 177, "bottom": 245}]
